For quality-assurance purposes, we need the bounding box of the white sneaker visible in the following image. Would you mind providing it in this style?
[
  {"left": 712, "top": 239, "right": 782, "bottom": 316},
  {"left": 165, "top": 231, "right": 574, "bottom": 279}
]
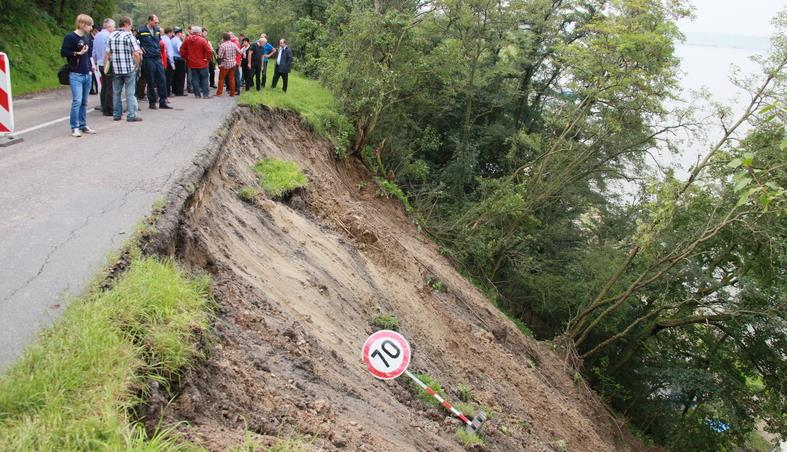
[
  {"left": 80, "top": 126, "right": 96, "bottom": 134},
  {"left": 71, "top": 128, "right": 82, "bottom": 137}
]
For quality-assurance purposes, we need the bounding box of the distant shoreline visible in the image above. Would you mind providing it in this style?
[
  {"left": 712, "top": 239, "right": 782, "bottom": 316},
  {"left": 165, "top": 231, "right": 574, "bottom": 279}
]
[{"left": 679, "top": 32, "right": 771, "bottom": 52}]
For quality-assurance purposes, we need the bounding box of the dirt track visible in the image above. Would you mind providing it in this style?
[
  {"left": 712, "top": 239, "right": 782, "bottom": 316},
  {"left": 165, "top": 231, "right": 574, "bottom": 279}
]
[{"left": 145, "top": 107, "right": 648, "bottom": 451}]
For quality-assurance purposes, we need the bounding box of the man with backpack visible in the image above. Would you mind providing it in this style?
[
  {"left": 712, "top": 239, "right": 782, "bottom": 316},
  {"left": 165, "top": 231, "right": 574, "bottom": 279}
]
[{"left": 60, "top": 14, "right": 96, "bottom": 137}]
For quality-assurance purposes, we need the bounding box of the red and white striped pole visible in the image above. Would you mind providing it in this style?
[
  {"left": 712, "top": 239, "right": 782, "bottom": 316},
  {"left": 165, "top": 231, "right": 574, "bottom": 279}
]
[
  {"left": 404, "top": 370, "right": 472, "bottom": 426},
  {"left": 0, "top": 52, "right": 22, "bottom": 147}
]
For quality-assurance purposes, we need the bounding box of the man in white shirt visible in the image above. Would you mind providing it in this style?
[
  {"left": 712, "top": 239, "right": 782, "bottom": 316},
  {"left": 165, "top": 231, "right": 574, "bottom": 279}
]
[{"left": 92, "top": 18, "right": 115, "bottom": 115}]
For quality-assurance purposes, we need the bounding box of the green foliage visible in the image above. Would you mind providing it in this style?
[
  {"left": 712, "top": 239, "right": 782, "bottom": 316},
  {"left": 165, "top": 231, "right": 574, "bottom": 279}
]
[
  {"left": 371, "top": 314, "right": 400, "bottom": 330},
  {"left": 554, "top": 438, "right": 568, "bottom": 452},
  {"left": 374, "top": 177, "right": 413, "bottom": 214},
  {"left": 455, "top": 428, "right": 484, "bottom": 448},
  {"left": 456, "top": 384, "right": 472, "bottom": 403},
  {"left": 507, "top": 315, "right": 535, "bottom": 338},
  {"left": 240, "top": 72, "right": 352, "bottom": 155},
  {"left": 237, "top": 185, "right": 258, "bottom": 203},
  {"left": 230, "top": 432, "right": 312, "bottom": 452},
  {"left": 253, "top": 158, "right": 308, "bottom": 199},
  {"left": 426, "top": 275, "right": 447, "bottom": 293},
  {"left": 0, "top": 5, "right": 65, "bottom": 95},
  {"left": 0, "top": 255, "right": 211, "bottom": 450},
  {"left": 409, "top": 372, "right": 444, "bottom": 408}
]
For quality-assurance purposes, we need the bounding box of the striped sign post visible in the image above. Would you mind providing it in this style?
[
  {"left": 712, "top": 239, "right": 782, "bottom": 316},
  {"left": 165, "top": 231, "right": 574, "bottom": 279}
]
[
  {"left": 362, "top": 330, "right": 486, "bottom": 432},
  {"left": 0, "top": 52, "right": 23, "bottom": 147}
]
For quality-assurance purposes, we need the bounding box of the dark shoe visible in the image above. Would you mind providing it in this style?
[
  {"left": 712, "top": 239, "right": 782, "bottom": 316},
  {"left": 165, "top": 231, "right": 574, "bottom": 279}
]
[
  {"left": 204, "top": 95, "right": 212, "bottom": 99},
  {"left": 149, "top": 103, "right": 158, "bottom": 110},
  {"left": 159, "top": 104, "right": 173, "bottom": 109},
  {"left": 127, "top": 117, "right": 143, "bottom": 122},
  {"left": 102, "top": 112, "right": 113, "bottom": 117},
  {"left": 113, "top": 116, "right": 122, "bottom": 121},
  {"left": 194, "top": 95, "right": 202, "bottom": 99}
]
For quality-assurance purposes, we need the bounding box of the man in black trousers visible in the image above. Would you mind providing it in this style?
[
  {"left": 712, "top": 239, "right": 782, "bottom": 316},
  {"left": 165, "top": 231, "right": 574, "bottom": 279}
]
[
  {"left": 137, "top": 15, "right": 171, "bottom": 109},
  {"left": 271, "top": 38, "right": 292, "bottom": 93}
]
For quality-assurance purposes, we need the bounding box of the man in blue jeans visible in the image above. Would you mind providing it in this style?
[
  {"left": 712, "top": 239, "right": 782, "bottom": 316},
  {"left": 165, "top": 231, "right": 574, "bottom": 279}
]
[
  {"left": 105, "top": 16, "right": 143, "bottom": 122},
  {"left": 137, "top": 15, "right": 172, "bottom": 110},
  {"left": 60, "top": 14, "right": 96, "bottom": 137}
]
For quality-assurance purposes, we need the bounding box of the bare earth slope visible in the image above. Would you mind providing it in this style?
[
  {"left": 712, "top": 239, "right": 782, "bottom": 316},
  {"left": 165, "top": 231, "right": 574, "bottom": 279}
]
[{"left": 151, "top": 107, "right": 645, "bottom": 451}]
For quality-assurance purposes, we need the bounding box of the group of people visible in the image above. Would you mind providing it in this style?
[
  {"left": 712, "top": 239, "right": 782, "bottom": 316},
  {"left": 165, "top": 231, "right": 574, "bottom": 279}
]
[{"left": 60, "top": 14, "right": 294, "bottom": 137}]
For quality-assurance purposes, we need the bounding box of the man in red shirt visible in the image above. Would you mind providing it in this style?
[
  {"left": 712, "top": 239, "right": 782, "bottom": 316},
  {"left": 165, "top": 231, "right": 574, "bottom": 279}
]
[{"left": 179, "top": 26, "right": 213, "bottom": 98}]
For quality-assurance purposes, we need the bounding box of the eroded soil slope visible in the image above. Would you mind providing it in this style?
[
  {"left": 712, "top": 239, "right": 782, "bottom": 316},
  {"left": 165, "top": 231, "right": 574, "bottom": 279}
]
[{"left": 153, "top": 107, "right": 644, "bottom": 451}]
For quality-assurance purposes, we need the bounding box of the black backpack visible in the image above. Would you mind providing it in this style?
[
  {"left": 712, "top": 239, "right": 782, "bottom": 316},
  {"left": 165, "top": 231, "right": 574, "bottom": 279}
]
[{"left": 57, "top": 64, "right": 71, "bottom": 85}]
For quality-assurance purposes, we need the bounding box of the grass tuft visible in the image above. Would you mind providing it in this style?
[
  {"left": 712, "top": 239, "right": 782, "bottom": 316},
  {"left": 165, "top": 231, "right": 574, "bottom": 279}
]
[
  {"left": 371, "top": 314, "right": 400, "bottom": 330},
  {"left": 409, "top": 372, "right": 445, "bottom": 408},
  {"left": 374, "top": 177, "right": 413, "bottom": 214},
  {"left": 240, "top": 72, "right": 353, "bottom": 155},
  {"left": 237, "top": 185, "right": 258, "bottom": 203},
  {"left": 253, "top": 158, "right": 308, "bottom": 199},
  {"left": 0, "top": 255, "right": 212, "bottom": 450},
  {"left": 455, "top": 428, "right": 484, "bottom": 448}
]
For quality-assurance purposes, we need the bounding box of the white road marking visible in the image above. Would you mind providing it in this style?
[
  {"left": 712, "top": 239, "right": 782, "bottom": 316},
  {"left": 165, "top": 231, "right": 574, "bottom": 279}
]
[{"left": 14, "top": 116, "right": 71, "bottom": 135}]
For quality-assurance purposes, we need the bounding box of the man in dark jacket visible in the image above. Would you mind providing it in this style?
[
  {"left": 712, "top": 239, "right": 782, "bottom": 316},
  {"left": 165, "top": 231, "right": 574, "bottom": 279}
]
[
  {"left": 271, "top": 38, "right": 292, "bottom": 93},
  {"left": 61, "top": 14, "right": 96, "bottom": 137},
  {"left": 137, "top": 15, "right": 171, "bottom": 109}
]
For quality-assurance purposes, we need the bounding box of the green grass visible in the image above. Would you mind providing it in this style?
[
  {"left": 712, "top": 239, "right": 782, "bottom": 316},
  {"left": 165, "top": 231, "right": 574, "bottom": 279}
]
[
  {"left": 371, "top": 314, "right": 400, "bottom": 330},
  {"left": 0, "top": 253, "right": 212, "bottom": 450},
  {"left": 253, "top": 158, "right": 308, "bottom": 199},
  {"left": 0, "top": 5, "right": 64, "bottom": 95},
  {"left": 237, "top": 185, "right": 258, "bottom": 203},
  {"left": 409, "top": 372, "right": 445, "bottom": 408},
  {"left": 455, "top": 428, "right": 484, "bottom": 448},
  {"left": 231, "top": 432, "right": 313, "bottom": 451},
  {"left": 375, "top": 177, "right": 414, "bottom": 214},
  {"left": 240, "top": 72, "right": 353, "bottom": 155}
]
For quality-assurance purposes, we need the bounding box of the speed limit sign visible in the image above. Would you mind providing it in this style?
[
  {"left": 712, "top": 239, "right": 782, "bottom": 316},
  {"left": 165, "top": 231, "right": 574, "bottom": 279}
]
[{"left": 362, "top": 330, "right": 411, "bottom": 379}]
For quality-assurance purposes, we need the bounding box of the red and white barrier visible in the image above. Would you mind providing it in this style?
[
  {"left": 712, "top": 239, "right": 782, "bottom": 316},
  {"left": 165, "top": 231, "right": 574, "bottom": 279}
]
[{"left": 0, "top": 52, "right": 14, "bottom": 134}]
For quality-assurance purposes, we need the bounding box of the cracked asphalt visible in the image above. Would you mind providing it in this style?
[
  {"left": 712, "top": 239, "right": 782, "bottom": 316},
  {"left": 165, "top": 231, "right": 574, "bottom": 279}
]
[{"left": 0, "top": 88, "right": 234, "bottom": 369}]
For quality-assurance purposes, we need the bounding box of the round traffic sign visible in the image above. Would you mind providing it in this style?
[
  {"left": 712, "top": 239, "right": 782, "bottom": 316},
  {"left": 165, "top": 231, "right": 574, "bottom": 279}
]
[{"left": 362, "top": 330, "right": 411, "bottom": 379}]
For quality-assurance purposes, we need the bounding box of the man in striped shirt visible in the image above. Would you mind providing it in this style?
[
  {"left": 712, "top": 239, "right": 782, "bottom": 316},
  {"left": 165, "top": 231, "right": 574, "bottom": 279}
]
[{"left": 105, "top": 16, "right": 143, "bottom": 122}]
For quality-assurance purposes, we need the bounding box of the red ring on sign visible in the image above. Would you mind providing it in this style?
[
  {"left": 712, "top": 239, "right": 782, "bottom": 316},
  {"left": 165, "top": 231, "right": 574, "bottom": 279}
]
[{"left": 362, "top": 330, "right": 411, "bottom": 380}]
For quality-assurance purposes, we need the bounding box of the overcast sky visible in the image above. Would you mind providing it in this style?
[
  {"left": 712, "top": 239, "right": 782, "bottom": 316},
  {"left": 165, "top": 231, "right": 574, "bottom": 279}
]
[{"left": 679, "top": 0, "right": 785, "bottom": 37}]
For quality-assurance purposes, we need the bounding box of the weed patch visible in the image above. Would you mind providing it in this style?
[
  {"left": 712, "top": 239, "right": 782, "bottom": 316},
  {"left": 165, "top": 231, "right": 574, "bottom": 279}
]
[
  {"left": 371, "top": 314, "right": 400, "bottom": 330},
  {"left": 0, "top": 254, "right": 212, "bottom": 450},
  {"left": 455, "top": 428, "right": 484, "bottom": 448},
  {"left": 237, "top": 185, "right": 258, "bottom": 203},
  {"left": 254, "top": 158, "right": 308, "bottom": 199},
  {"left": 408, "top": 372, "right": 444, "bottom": 408},
  {"left": 375, "top": 177, "right": 413, "bottom": 214}
]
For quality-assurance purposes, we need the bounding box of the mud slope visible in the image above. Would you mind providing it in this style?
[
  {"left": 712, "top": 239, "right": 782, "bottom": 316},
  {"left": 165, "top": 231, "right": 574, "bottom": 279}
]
[{"left": 154, "top": 107, "right": 644, "bottom": 451}]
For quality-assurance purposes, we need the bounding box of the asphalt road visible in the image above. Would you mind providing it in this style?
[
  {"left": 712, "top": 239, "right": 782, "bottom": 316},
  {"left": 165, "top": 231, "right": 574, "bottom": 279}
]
[{"left": 0, "top": 87, "right": 234, "bottom": 369}]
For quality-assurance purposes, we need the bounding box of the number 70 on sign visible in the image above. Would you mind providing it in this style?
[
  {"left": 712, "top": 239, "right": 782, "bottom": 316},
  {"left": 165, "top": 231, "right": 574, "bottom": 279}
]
[{"left": 361, "top": 330, "right": 480, "bottom": 429}]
